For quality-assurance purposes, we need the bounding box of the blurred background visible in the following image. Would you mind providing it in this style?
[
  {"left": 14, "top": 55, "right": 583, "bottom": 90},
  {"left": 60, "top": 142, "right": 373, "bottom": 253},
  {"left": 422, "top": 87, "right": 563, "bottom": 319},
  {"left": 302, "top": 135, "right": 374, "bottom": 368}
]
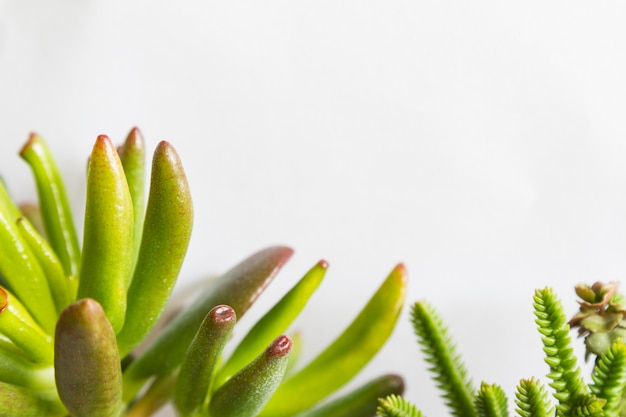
[{"left": 2, "top": 1, "right": 626, "bottom": 415}]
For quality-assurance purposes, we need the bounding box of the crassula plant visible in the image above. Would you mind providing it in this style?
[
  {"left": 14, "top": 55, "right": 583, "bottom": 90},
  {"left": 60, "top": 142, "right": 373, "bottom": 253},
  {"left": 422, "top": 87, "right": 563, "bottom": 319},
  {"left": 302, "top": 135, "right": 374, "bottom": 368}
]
[
  {"left": 377, "top": 282, "right": 626, "bottom": 417},
  {"left": 0, "top": 129, "right": 407, "bottom": 417}
]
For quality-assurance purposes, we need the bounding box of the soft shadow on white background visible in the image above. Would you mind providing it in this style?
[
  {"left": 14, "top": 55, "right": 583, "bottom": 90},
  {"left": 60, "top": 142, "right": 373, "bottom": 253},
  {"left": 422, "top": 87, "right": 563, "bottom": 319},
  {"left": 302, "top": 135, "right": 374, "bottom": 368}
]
[{"left": 1, "top": 1, "right": 625, "bottom": 416}]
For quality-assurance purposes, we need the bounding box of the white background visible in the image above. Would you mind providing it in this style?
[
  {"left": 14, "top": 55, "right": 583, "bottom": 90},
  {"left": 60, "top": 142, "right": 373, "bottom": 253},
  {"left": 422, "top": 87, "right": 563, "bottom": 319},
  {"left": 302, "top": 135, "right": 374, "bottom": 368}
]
[{"left": 2, "top": 1, "right": 626, "bottom": 416}]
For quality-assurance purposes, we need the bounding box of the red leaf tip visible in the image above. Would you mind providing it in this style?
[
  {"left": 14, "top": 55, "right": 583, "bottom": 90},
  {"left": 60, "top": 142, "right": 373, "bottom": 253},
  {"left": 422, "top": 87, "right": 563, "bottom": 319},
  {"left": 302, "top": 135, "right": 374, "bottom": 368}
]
[
  {"left": 211, "top": 304, "right": 236, "bottom": 324},
  {"left": 268, "top": 335, "right": 292, "bottom": 357}
]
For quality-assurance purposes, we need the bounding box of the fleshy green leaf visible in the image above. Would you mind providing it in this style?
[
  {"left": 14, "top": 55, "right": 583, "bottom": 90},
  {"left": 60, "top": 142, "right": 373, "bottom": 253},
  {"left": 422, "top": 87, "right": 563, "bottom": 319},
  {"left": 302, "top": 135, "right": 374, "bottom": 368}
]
[
  {"left": 19, "top": 133, "right": 80, "bottom": 280},
  {"left": 0, "top": 181, "right": 57, "bottom": 333},
  {"left": 0, "top": 381, "right": 65, "bottom": 417},
  {"left": 122, "top": 246, "right": 293, "bottom": 401},
  {"left": 261, "top": 263, "right": 407, "bottom": 416},
  {"left": 209, "top": 335, "right": 293, "bottom": 417},
  {"left": 54, "top": 298, "right": 122, "bottom": 417},
  {"left": 117, "top": 140, "right": 193, "bottom": 356},
  {"left": 296, "top": 374, "right": 405, "bottom": 417},
  {"left": 217, "top": 260, "right": 327, "bottom": 386},
  {"left": 0, "top": 287, "right": 54, "bottom": 364},
  {"left": 77, "top": 135, "right": 134, "bottom": 333},
  {"left": 0, "top": 338, "right": 55, "bottom": 391},
  {"left": 15, "top": 216, "right": 72, "bottom": 313},
  {"left": 117, "top": 127, "right": 146, "bottom": 268},
  {"left": 175, "top": 305, "right": 236, "bottom": 417}
]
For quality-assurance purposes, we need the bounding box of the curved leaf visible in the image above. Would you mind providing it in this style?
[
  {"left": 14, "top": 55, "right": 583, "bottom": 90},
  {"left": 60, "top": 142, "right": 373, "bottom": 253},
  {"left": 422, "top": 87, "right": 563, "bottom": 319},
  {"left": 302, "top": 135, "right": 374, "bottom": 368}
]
[
  {"left": 19, "top": 133, "right": 80, "bottom": 280},
  {"left": 260, "top": 263, "right": 407, "bottom": 416}
]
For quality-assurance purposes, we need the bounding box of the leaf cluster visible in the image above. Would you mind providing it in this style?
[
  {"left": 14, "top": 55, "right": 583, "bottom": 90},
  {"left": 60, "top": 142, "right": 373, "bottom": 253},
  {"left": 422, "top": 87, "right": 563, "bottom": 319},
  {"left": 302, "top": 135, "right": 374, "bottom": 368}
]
[
  {"left": 0, "top": 129, "right": 407, "bottom": 417},
  {"left": 378, "top": 287, "right": 626, "bottom": 417}
]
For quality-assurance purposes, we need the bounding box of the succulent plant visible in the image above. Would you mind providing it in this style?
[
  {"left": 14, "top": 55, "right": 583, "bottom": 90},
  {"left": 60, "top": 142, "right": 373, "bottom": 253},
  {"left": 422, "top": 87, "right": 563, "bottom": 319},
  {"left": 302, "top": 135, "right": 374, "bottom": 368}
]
[
  {"left": 376, "top": 284, "right": 626, "bottom": 417},
  {"left": 0, "top": 129, "right": 407, "bottom": 417}
]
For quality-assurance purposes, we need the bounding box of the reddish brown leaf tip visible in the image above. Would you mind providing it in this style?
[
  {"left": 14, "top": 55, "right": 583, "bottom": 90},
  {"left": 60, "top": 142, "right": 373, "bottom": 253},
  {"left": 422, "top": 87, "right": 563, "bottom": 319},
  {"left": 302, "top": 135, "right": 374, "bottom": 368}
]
[
  {"left": 0, "top": 287, "right": 7, "bottom": 314},
  {"left": 211, "top": 305, "right": 237, "bottom": 324},
  {"left": 268, "top": 335, "right": 293, "bottom": 358},
  {"left": 385, "top": 374, "right": 406, "bottom": 394},
  {"left": 19, "top": 132, "right": 40, "bottom": 155},
  {"left": 317, "top": 260, "right": 329, "bottom": 269},
  {"left": 394, "top": 263, "right": 407, "bottom": 276}
]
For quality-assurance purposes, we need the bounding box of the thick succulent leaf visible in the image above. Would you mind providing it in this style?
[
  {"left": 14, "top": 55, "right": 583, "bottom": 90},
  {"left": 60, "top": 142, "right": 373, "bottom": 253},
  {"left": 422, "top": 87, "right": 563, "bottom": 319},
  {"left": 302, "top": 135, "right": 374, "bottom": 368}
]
[
  {"left": 117, "top": 140, "right": 193, "bottom": 356},
  {"left": 0, "top": 177, "right": 22, "bottom": 221},
  {"left": 16, "top": 217, "right": 72, "bottom": 313},
  {"left": 0, "top": 338, "right": 55, "bottom": 390},
  {"left": 295, "top": 374, "right": 405, "bottom": 417},
  {"left": 55, "top": 298, "right": 123, "bottom": 417},
  {"left": 0, "top": 287, "right": 54, "bottom": 364},
  {"left": 217, "top": 260, "right": 327, "bottom": 386},
  {"left": 77, "top": 135, "right": 134, "bottom": 333},
  {"left": 0, "top": 182, "right": 57, "bottom": 333},
  {"left": 19, "top": 133, "right": 80, "bottom": 279},
  {"left": 122, "top": 246, "right": 293, "bottom": 401},
  {"left": 175, "top": 305, "right": 236, "bottom": 417},
  {"left": 260, "top": 263, "right": 407, "bottom": 416},
  {"left": 0, "top": 382, "right": 65, "bottom": 417},
  {"left": 117, "top": 127, "right": 146, "bottom": 266},
  {"left": 208, "top": 335, "right": 293, "bottom": 417}
]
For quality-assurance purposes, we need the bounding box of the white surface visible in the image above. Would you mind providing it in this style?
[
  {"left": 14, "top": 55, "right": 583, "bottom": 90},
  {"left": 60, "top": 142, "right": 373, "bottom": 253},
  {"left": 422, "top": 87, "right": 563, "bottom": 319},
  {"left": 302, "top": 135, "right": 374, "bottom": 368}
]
[{"left": 1, "top": 1, "right": 625, "bottom": 416}]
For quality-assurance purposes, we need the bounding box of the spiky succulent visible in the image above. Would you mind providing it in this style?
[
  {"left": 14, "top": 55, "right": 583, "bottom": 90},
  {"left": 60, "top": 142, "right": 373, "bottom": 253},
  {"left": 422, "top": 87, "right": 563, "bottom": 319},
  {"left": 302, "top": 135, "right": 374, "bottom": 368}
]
[
  {"left": 0, "top": 129, "right": 407, "bottom": 417},
  {"left": 377, "top": 285, "right": 626, "bottom": 417}
]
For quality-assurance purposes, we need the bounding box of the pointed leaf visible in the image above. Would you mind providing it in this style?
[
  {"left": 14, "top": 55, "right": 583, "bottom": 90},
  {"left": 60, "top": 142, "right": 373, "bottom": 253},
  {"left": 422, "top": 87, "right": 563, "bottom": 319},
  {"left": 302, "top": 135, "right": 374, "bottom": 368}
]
[
  {"left": 55, "top": 298, "right": 122, "bottom": 417},
  {"left": 261, "top": 263, "right": 407, "bottom": 416},
  {"left": 123, "top": 246, "right": 293, "bottom": 401},
  {"left": 209, "top": 335, "right": 293, "bottom": 417},
  {"left": 77, "top": 135, "right": 134, "bottom": 333},
  {"left": 19, "top": 133, "right": 80, "bottom": 279},
  {"left": 217, "top": 260, "right": 327, "bottom": 385},
  {"left": 117, "top": 140, "right": 193, "bottom": 356}
]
